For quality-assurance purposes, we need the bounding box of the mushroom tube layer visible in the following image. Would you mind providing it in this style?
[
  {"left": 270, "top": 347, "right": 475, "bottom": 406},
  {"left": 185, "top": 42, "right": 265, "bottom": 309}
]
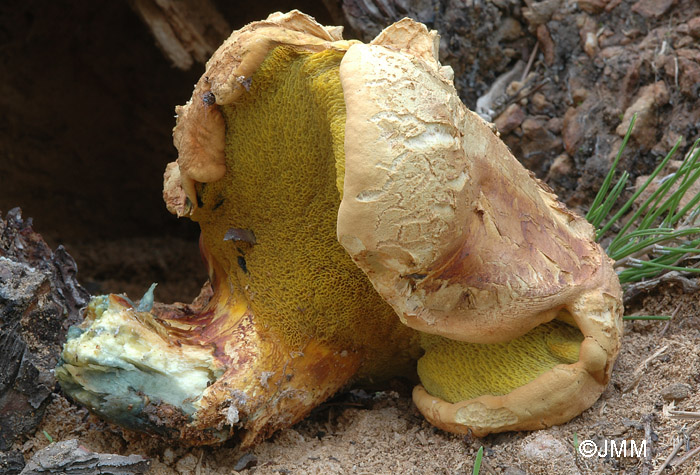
[{"left": 57, "top": 11, "right": 623, "bottom": 446}]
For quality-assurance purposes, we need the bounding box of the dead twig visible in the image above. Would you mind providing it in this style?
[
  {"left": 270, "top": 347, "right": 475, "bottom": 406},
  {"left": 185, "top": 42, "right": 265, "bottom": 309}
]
[
  {"left": 670, "top": 444, "right": 700, "bottom": 470},
  {"left": 668, "top": 410, "right": 700, "bottom": 420},
  {"left": 654, "top": 437, "right": 684, "bottom": 475},
  {"left": 521, "top": 42, "right": 539, "bottom": 83},
  {"left": 502, "top": 79, "right": 549, "bottom": 111},
  {"left": 654, "top": 422, "right": 700, "bottom": 474},
  {"left": 623, "top": 346, "right": 668, "bottom": 393},
  {"left": 641, "top": 414, "right": 655, "bottom": 475},
  {"left": 658, "top": 303, "right": 682, "bottom": 337},
  {"left": 623, "top": 272, "right": 700, "bottom": 305}
]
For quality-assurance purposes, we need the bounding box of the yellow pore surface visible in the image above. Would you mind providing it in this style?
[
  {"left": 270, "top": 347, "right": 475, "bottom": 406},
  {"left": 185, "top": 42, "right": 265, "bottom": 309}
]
[
  {"left": 192, "top": 46, "right": 418, "bottom": 380},
  {"left": 418, "top": 320, "right": 583, "bottom": 403}
]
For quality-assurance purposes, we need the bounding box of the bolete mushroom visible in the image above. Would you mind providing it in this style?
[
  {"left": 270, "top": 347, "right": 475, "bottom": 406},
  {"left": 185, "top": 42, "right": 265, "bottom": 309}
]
[{"left": 56, "top": 11, "right": 623, "bottom": 447}]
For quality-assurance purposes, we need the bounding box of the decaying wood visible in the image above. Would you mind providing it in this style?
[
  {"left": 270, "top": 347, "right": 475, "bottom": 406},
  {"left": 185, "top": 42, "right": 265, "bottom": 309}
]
[
  {"left": 20, "top": 439, "right": 150, "bottom": 474},
  {"left": 129, "top": 0, "right": 231, "bottom": 70},
  {"left": 0, "top": 208, "right": 89, "bottom": 452},
  {"left": 341, "top": 0, "right": 508, "bottom": 105},
  {"left": 623, "top": 271, "right": 700, "bottom": 305},
  {"left": 320, "top": 0, "right": 348, "bottom": 29},
  {"left": 0, "top": 451, "right": 25, "bottom": 475}
]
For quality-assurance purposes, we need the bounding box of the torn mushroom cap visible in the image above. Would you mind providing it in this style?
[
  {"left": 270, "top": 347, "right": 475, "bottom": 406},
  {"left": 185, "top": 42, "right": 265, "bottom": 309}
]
[
  {"left": 168, "top": 10, "right": 356, "bottom": 215},
  {"left": 338, "top": 28, "right": 614, "bottom": 344},
  {"left": 335, "top": 20, "right": 622, "bottom": 432}
]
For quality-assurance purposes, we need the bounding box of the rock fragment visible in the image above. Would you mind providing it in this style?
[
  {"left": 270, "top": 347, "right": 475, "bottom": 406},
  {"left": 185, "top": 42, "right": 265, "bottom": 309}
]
[
  {"left": 0, "top": 451, "right": 25, "bottom": 475},
  {"left": 577, "top": 0, "right": 609, "bottom": 14},
  {"left": 688, "top": 17, "right": 700, "bottom": 38},
  {"left": 233, "top": 453, "right": 258, "bottom": 471},
  {"left": 537, "top": 25, "right": 555, "bottom": 65},
  {"left": 661, "top": 383, "right": 692, "bottom": 402},
  {"left": 19, "top": 440, "right": 150, "bottom": 474},
  {"left": 631, "top": 0, "right": 676, "bottom": 19},
  {"left": 616, "top": 81, "right": 669, "bottom": 148},
  {"left": 494, "top": 104, "right": 526, "bottom": 134},
  {"left": 175, "top": 453, "right": 198, "bottom": 474},
  {"left": 547, "top": 153, "right": 574, "bottom": 181},
  {"left": 520, "top": 432, "right": 580, "bottom": 474},
  {"left": 523, "top": 0, "right": 561, "bottom": 27}
]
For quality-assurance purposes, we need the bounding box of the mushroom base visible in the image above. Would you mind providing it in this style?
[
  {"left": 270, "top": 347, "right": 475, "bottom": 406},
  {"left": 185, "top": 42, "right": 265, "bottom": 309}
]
[{"left": 56, "top": 257, "right": 369, "bottom": 448}]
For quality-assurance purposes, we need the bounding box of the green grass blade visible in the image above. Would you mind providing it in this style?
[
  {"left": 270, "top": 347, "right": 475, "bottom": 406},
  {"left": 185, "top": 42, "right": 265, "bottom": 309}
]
[
  {"left": 623, "top": 315, "right": 671, "bottom": 320},
  {"left": 601, "top": 140, "right": 681, "bottom": 246},
  {"left": 590, "top": 172, "right": 629, "bottom": 229},
  {"left": 598, "top": 138, "right": 682, "bottom": 241},
  {"left": 473, "top": 446, "right": 484, "bottom": 475}
]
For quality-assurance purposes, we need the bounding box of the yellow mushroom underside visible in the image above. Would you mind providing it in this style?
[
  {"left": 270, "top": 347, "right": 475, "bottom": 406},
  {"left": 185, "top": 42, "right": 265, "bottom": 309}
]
[
  {"left": 191, "top": 46, "right": 418, "bottom": 380},
  {"left": 190, "top": 45, "right": 584, "bottom": 400},
  {"left": 418, "top": 320, "right": 582, "bottom": 402}
]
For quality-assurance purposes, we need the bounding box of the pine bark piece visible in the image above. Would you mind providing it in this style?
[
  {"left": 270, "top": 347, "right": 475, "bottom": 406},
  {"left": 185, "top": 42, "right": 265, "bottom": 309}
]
[
  {"left": 0, "top": 208, "right": 89, "bottom": 451},
  {"left": 20, "top": 440, "right": 150, "bottom": 474},
  {"left": 0, "top": 451, "right": 25, "bottom": 475},
  {"left": 129, "top": 0, "right": 231, "bottom": 70}
]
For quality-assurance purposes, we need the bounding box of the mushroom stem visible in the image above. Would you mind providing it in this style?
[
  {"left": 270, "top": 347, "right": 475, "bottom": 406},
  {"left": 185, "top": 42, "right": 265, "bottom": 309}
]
[{"left": 56, "top": 242, "right": 365, "bottom": 448}]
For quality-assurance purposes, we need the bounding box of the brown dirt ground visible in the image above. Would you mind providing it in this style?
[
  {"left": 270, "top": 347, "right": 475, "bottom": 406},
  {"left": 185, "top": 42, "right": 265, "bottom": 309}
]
[{"left": 4, "top": 0, "right": 700, "bottom": 473}]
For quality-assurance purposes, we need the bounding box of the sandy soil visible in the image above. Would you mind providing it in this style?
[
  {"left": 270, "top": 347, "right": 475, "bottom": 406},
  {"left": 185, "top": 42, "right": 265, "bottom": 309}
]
[{"left": 17, "top": 285, "right": 698, "bottom": 474}]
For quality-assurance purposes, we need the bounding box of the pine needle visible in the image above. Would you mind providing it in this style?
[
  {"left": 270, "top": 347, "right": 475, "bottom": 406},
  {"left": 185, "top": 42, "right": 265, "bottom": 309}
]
[{"left": 587, "top": 114, "right": 700, "bottom": 285}]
